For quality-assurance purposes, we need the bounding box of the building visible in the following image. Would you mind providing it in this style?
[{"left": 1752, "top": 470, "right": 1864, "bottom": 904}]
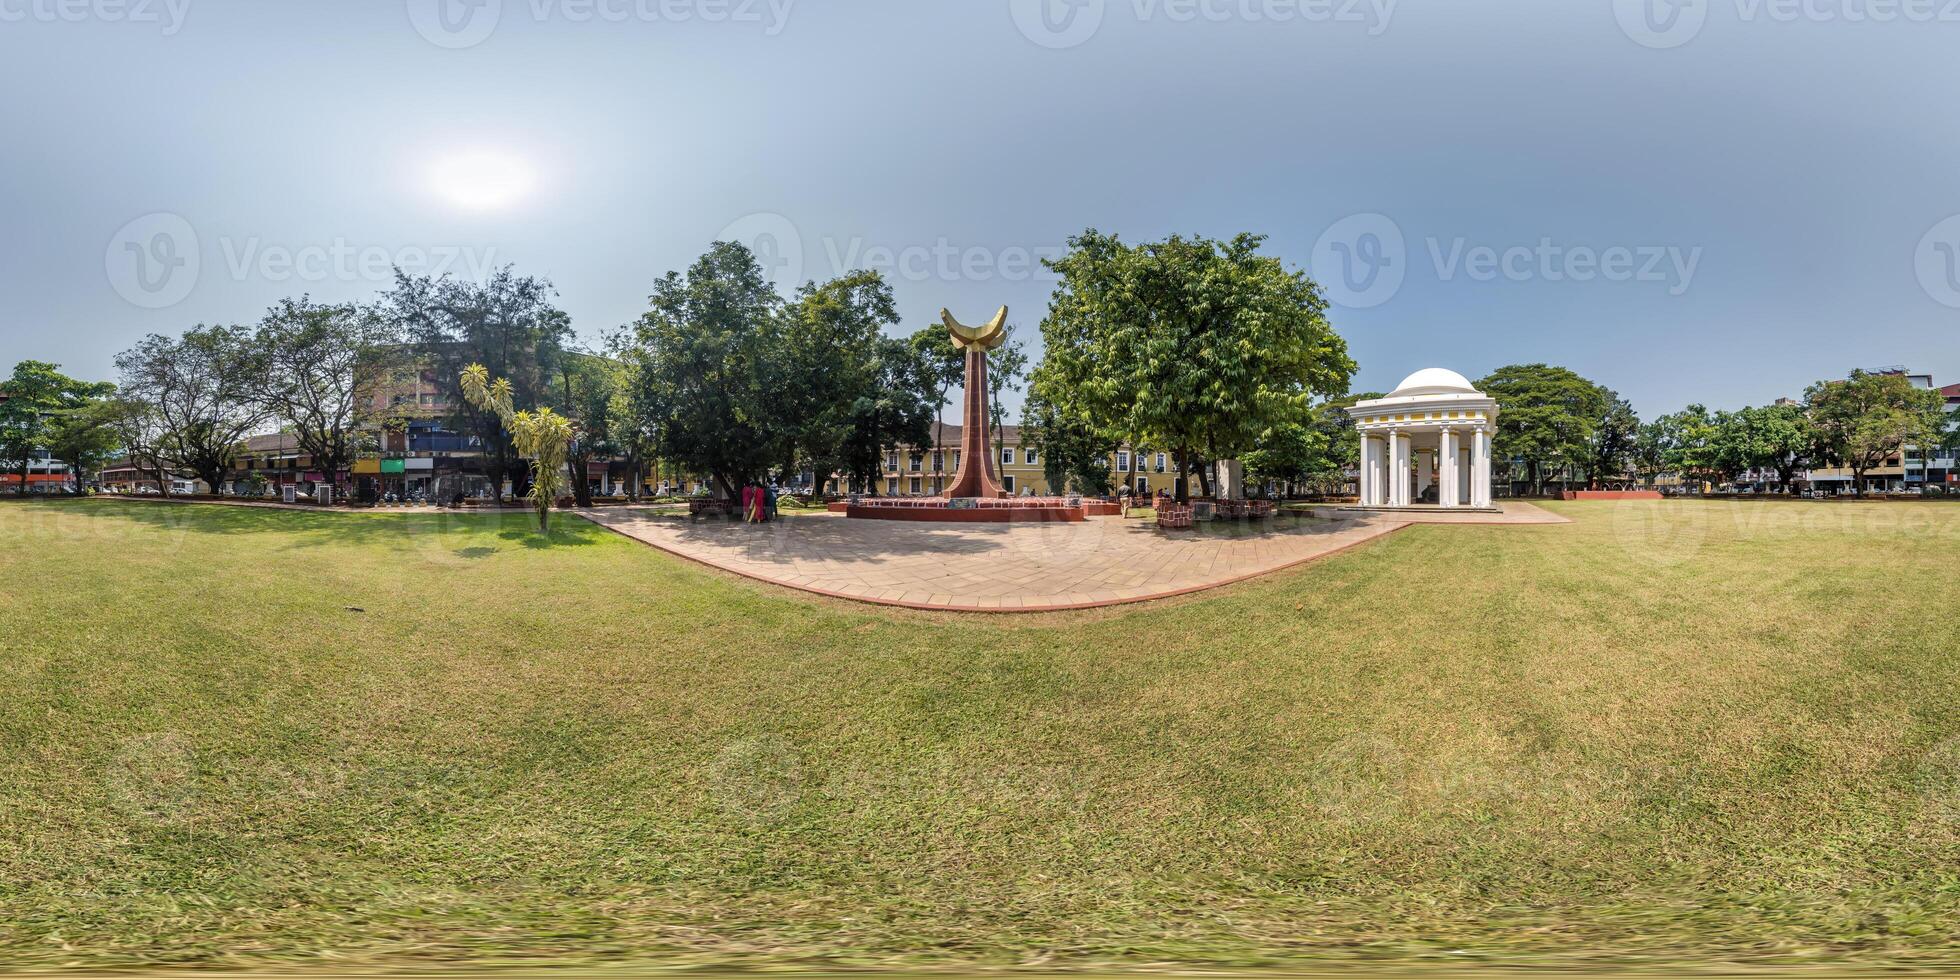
[
  {"left": 1804, "top": 369, "right": 1950, "bottom": 493},
  {"left": 843, "top": 423, "right": 1198, "bottom": 499},
  {"left": 1347, "top": 368, "right": 1499, "bottom": 510}
]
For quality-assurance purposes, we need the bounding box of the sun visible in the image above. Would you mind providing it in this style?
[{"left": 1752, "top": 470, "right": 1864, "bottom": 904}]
[{"left": 427, "top": 149, "right": 535, "bottom": 212}]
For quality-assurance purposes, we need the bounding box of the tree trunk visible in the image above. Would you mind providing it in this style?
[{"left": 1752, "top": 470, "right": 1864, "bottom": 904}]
[
  {"left": 571, "top": 455, "right": 594, "bottom": 508},
  {"left": 1174, "top": 449, "right": 1190, "bottom": 504},
  {"left": 1196, "top": 459, "right": 1214, "bottom": 499}
]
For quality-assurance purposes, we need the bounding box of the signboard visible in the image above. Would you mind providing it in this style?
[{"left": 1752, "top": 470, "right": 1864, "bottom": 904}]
[
  {"left": 406, "top": 458, "right": 435, "bottom": 472},
  {"left": 1192, "top": 501, "right": 1217, "bottom": 522},
  {"left": 380, "top": 458, "right": 407, "bottom": 475},
  {"left": 948, "top": 497, "right": 981, "bottom": 510}
]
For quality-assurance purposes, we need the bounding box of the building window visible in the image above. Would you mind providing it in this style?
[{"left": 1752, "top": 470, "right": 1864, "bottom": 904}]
[
  {"left": 887, "top": 478, "right": 898, "bottom": 495},
  {"left": 909, "top": 453, "right": 922, "bottom": 473},
  {"left": 1001, "top": 448, "right": 1015, "bottom": 466},
  {"left": 1003, "top": 475, "right": 1016, "bottom": 494},
  {"left": 909, "top": 477, "right": 922, "bottom": 495},
  {"left": 951, "top": 451, "right": 961, "bottom": 470},
  {"left": 932, "top": 451, "right": 944, "bottom": 472},
  {"left": 1156, "top": 453, "right": 1167, "bottom": 473},
  {"left": 1138, "top": 476, "right": 1150, "bottom": 494},
  {"left": 1116, "top": 451, "right": 1130, "bottom": 472},
  {"left": 886, "top": 451, "right": 899, "bottom": 472},
  {"left": 1025, "top": 449, "right": 1039, "bottom": 466}
]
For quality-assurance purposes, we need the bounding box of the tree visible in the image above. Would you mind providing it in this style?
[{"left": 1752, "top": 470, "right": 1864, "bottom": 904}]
[
  {"left": 1649, "top": 404, "right": 1725, "bottom": 487},
  {"left": 104, "top": 397, "right": 173, "bottom": 494},
  {"left": 1476, "top": 364, "right": 1612, "bottom": 495},
  {"left": 1734, "top": 403, "right": 1815, "bottom": 491},
  {"left": 254, "top": 297, "right": 396, "bottom": 494},
  {"left": 1020, "top": 389, "right": 1116, "bottom": 496},
  {"left": 635, "top": 242, "right": 787, "bottom": 499},
  {"left": 1582, "top": 394, "right": 1641, "bottom": 489},
  {"left": 0, "top": 361, "right": 115, "bottom": 495},
  {"left": 383, "top": 266, "right": 571, "bottom": 502},
  {"left": 604, "top": 328, "right": 661, "bottom": 502},
  {"left": 44, "top": 398, "right": 123, "bottom": 492},
  {"left": 113, "top": 327, "right": 269, "bottom": 495},
  {"left": 769, "top": 271, "right": 897, "bottom": 496},
  {"left": 557, "top": 350, "right": 625, "bottom": 508},
  {"left": 1036, "top": 230, "right": 1355, "bottom": 502},
  {"left": 985, "top": 327, "right": 1029, "bottom": 464},
  {"left": 1242, "top": 418, "right": 1331, "bottom": 496},
  {"left": 1805, "top": 370, "right": 1947, "bottom": 497},
  {"left": 838, "top": 337, "right": 936, "bottom": 495},
  {"left": 908, "top": 324, "right": 965, "bottom": 466},
  {"left": 460, "top": 364, "right": 573, "bottom": 532}
]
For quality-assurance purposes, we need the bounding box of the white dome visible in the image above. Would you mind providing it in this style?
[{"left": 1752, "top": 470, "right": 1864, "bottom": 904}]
[{"left": 1389, "top": 368, "right": 1477, "bottom": 397}]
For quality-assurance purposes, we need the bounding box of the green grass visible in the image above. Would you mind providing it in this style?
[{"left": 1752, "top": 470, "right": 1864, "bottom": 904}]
[{"left": 1, "top": 498, "right": 1957, "bottom": 973}]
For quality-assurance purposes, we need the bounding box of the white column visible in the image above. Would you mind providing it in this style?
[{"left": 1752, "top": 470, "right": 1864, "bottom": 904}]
[
  {"left": 1438, "top": 429, "right": 1458, "bottom": 508},
  {"left": 1359, "top": 434, "right": 1375, "bottom": 505},
  {"left": 1390, "top": 431, "right": 1409, "bottom": 507},
  {"left": 1473, "top": 428, "right": 1492, "bottom": 508}
]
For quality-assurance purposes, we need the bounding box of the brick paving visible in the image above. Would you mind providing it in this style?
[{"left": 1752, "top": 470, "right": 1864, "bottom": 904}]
[{"left": 575, "top": 504, "right": 1562, "bottom": 612}]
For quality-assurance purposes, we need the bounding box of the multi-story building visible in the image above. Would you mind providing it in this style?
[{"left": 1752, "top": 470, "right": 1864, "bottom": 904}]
[
  {"left": 842, "top": 424, "right": 1197, "bottom": 498},
  {"left": 1804, "top": 369, "right": 1949, "bottom": 493}
]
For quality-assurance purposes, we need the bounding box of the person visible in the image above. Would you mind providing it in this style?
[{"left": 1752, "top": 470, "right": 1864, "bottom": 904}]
[{"left": 764, "top": 483, "right": 779, "bottom": 521}]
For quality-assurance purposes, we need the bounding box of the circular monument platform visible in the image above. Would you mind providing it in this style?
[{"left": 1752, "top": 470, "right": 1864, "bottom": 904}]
[{"left": 845, "top": 496, "right": 1122, "bottom": 523}]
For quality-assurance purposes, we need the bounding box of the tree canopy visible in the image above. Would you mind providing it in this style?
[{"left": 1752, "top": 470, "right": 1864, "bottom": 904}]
[
  {"left": 1476, "top": 364, "right": 1613, "bottom": 494},
  {"left": 1033, "top": 230, "right": 1354, "bottom": 501}
]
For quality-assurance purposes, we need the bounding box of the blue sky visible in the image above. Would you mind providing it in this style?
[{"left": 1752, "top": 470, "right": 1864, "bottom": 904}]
[{"left": 2, "top": 0, "right": 1956, "bottom": 416}]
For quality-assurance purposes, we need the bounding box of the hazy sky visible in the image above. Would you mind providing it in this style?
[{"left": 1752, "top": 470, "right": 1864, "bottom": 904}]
[{"left": 3, "top": 0, "right": 1957, "bottom": 416}]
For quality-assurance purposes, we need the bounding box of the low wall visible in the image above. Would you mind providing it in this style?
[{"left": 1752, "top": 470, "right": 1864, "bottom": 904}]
[{"left": 1560, "top": 490, "right": 1663, "bottom": 501}]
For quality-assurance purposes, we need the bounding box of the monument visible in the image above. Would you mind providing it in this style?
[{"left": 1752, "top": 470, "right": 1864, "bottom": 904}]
[
  {"left": 938, "top": 306, "right": 1011, "bottom": 499},
  {"left": 1345, "top": 368, "right": 1501, "bottom": 511},
  {"left": 844, "top": 305, "right": 1108, "bottom": 523}
]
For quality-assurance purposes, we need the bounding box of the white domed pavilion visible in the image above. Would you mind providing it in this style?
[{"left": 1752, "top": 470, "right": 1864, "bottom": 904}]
[{"left": 1346, "top": 369, "right": 1500, "bottom": 510}]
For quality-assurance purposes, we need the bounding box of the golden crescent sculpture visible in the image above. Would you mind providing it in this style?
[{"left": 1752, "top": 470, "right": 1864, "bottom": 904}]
[{"left": 942, "top": 306, "right": 1009, "bottom": 352}]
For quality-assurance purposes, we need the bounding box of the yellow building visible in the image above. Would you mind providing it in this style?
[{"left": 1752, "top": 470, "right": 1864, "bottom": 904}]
[{"left": 858, "top": 424, "right": 1189, "bottom": 498}]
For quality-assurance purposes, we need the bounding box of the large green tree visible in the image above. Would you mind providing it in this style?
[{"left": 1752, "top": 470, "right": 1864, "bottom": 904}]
[
  {"left": 43, "top": 398, "right": 124, "bottom": 492},
  {"left": 1476, "top": 364, "right": 1612, "bottom": 495},
  {"left": 908, "top": 324, "right": 965, "bottom": 461},
  {"left": 113, "top": 327, "right": 269, "bottom": 495},
  {"left": 1804, "top": 370, "right": 1947, "bottom": 496},
  {"left": 768, "top": 271, "right": 898, "bottom": 496},
  {"left": 633, "top": 242, "right": 787, "bottom": 499},
  {"left": 0, "top": 362, "right": 115, "bottom": 495},
  {"left": 1648, "top": 405, "right": 1725, "bottom": 487},
  {"left": 1020, "top": 389, "right": 1116, "bottom": 496},
  {"left": 838, "top": 338, "right": 936, "bottom": 495},
  {"left": 1034, "top": 230, "right": 1354, "bottom": 502},
  {"left": 254, "top": 297, "right": 397, "bottom": 492},
  {"left": 1582, "top": 393, "right": 1641, "bottom": 489},
  {"left": 383, "top": 266, "right": 571, "bottom": 501}
]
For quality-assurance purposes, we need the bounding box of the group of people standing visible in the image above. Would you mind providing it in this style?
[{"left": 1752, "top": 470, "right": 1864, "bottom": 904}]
[{"left": 741, "top": 482, "right": 779, "bottom": 523}]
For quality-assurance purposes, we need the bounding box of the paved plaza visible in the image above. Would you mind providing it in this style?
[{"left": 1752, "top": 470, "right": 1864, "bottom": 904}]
[{"left": 577, "top": 502, "right": 1567, "bottom": 612}]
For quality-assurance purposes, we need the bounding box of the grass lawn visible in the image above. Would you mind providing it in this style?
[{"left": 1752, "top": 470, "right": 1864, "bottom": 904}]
[{"left": 1, "top": 498, "right": 1957, "bottom": 973}]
